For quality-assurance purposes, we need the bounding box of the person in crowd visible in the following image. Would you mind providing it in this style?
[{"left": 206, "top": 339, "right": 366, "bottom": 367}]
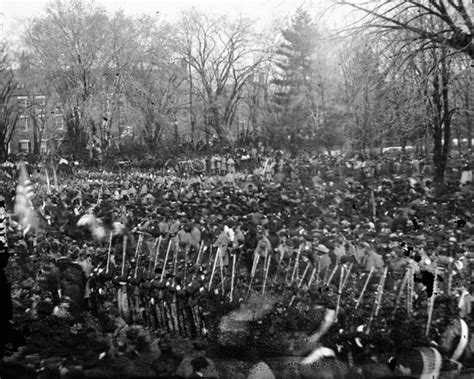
[
  {"left": 3, "top": 147, "right": 474, "bottom": 377},
  {"left": 0, "top": 195, "right": 13, "bottom": 358},
  {"left": 227, "top": 155, "right": 236, "bottom": 174},
  {"left": 315, "top": 244, "right": 332, "bottom": 274},
  {"left": 221, "top": 155, "right": 227, "bottom": 176},
  {"left": 175, "top": 341, "right": 219, "bottom": 378},
  {"left": 213, "top": 225, "right": 231, "bottom": 269},
  {"left": 362, "top": 243, "right": 385, "bottom": 273},
  {"left": 332, "top": 237, "right": 346, "bottom": 265},
  {"left": 214, "top": 155, "right": 222, "bottom": 176}
]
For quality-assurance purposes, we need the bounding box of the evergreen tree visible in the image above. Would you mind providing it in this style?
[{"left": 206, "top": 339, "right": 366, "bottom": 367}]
[{"left": 271, "top": 9, "right": 319, "bottom": 152}]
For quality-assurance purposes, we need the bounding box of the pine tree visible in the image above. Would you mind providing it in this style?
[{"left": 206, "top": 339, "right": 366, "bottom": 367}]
[{"left": 271, "top": 9, "right": 319, "bottom": 151}]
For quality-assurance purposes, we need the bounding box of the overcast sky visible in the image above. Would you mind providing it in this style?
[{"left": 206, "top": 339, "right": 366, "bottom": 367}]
[{"left": 0, "top": 0, "right": 355, "bottom": 45}]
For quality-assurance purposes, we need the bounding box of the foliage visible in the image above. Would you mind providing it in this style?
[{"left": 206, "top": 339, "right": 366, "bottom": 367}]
[{"left": 270, "top": 9, "right": 320, "bottom": 152}]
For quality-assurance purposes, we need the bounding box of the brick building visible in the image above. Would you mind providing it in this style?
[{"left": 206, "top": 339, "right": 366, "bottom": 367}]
[{"left": 9, "top": 81, "right": 65, "bottom": 156}]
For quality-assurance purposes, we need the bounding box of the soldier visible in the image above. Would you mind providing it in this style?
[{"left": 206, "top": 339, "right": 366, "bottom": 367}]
[
  {"left": 77, "top": 251, "right": 93, "bottom": 310},
  {"left": 221, "top": 155, "right": 227, "bottom": 176},
  {"left": 227, "top": 155, "right": 236, "bottom": 174},
  {"left": 213, "top": 226, "right": 231, "bottom": 270},
  {"left": 158, "top": 215, "right": 170, "bottom": 238},
  {"left": 190, "top": 222, "right": 202, "bottom": 251},
  {"left": 153, "top": 278, "right": 169, "bottom": 333},
  {"left": 315, "top": 244, "right": 332, "bottom": 274},
  {"left": 209, "top": 155, "right": 216, "bottom": 175},
  {"left": 362, "top": 244, "right": 385, "bottom": 273},
  {"left": 215, "top": 154, "right": 222, "bottom": 175},
  {"left": 177, "top": 223, "right": 198, "bottom": 251}
]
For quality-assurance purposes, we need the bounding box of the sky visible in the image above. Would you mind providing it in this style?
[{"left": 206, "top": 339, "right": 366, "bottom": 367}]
[{"left": 0, "top": 0, "right": 356, "bottom": 45}]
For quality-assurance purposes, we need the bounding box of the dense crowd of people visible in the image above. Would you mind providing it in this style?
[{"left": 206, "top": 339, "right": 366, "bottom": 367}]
[{"left": 0, "top": 147, "right": 473, "bottom": 378}]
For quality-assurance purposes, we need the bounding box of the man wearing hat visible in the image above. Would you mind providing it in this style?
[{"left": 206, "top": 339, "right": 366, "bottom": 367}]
[
  {"left": 254, "top": 227, "right": 272, "bottom": 256},
  {"left": 315, "top": 244, "right": 332, "bottom": 273},
  {"left": 332, "top": 237, "right": 346, "bottom": 265},
  {"left": 362, "top": 244, "right": 385, "bottom": 273},
  {"left": 275, "top": 232, "right": 290, "bottom": 264},
  {"left": 242, "top": 224, "right": 259, "bottom": 274},
  {"left": 213, "top": 226, "right": 231, "bottom": 269}
]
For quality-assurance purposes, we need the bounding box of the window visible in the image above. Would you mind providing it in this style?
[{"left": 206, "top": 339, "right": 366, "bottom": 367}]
[
  {"left": 18, "top": 140, "right": 30, "bottom": 153},
  {"left": 18, "top": 115, "right": 29, "bottom": 131},
  {"left": 35, "top": 96, "right": 46, "bottom": 108},
  {"left": 17, "top": 96, "right": 28, "bottom": 109},
  {"left": 40, "top": 139, "right": 48, "bottom": 154},
  {"left": 55, "top": 115, "right": 65, "bottom": 130}
]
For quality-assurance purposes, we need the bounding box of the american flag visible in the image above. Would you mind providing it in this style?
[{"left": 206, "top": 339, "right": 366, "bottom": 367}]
[{"left": 14, "top": 162, "right": 39, "bottom": 236}]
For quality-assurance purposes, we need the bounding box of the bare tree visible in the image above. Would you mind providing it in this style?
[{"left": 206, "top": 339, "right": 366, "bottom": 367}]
[
  {"left": 450, "top": 56, "right": 472, "bottom": 151},
  {"left": 0, "top": 43, "right": 19, "bottom": 162},
  {"left": 338, "top": 0, "right": 472, "bottom": 182},
  {"left": 338, "top": 1, "right": 473, "bottom": 58},
  {"left": 338, "top": 37, "right": 388, "bottom": 152},
  {"left": 173, "top": 10, "right": 271, "bottom": 144},
  {"left": 23, "top": 0, "right": 112, "bottom": 157},
  {"left": 126, "top": 60, "right": 186, "bottom": 150}
]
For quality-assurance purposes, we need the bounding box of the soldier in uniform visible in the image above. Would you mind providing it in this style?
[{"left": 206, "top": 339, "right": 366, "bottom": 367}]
[
  {"left": 215, "top": 154, "right": 222, "bottom": 175},
  {"left": 227, "top": 155, "right": 236, "bottom": 174},
  {"left": 209, "top": 155, "right": 216, "bottom": 175}
]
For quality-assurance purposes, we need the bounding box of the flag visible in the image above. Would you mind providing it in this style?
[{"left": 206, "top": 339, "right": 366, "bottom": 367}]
[
  {"left": 14, "top": 162, "right": 39, "bottom": 236},
  {"left": 77, "top": 213, "right": 107, "bottom": 241}
]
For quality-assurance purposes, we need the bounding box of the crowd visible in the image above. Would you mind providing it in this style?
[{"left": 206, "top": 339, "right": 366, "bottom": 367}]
[{"left": 0, "top": 147, "right": 473, "bottom": 378}]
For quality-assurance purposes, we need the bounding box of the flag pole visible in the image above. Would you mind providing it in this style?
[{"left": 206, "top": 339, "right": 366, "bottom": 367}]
[
  {"left": 106, "top": 232, "right": 113, "bottom": 274},
  {"left": 160, "top": 239, "right": 173, "bottom": 282},
  {"left": 153, "top": 236, "right": 162, "bottom": 272}
]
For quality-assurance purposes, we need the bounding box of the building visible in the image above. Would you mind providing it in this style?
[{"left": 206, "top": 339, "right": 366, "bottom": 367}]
[{"left": 9, "top": 80, "right": 65, "bottom": 156}]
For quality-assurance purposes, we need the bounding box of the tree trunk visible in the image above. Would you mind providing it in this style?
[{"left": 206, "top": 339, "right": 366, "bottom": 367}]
[
  {"left": 432, "top": 47, "right": 451, "bottom": 186},
  {"left": 65, "top": 108, "right": 88, "bottom": 158},
  {"left": 33, "top": 120, "right": 39, "bottom": 155},
  {"left": 208, "top": 105, "right": 220, "bottom": 140},
  {"left": 174, "top": 121, "right": 179, "bottom": 144},
  {"left": 456, "top": 120, "right": 462, "bottom": 155},
  {"left": 468, "top": 60, "right": 473, "bottom": 150},
  {"left": 188, "top": 57, "right": 195, "bottom": 146},
  {"left": 0, "top": 145, "right": 7, "bottom": 162},
  {"left": 433, "top": 131, "right": 445, "bottom": 184}
]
